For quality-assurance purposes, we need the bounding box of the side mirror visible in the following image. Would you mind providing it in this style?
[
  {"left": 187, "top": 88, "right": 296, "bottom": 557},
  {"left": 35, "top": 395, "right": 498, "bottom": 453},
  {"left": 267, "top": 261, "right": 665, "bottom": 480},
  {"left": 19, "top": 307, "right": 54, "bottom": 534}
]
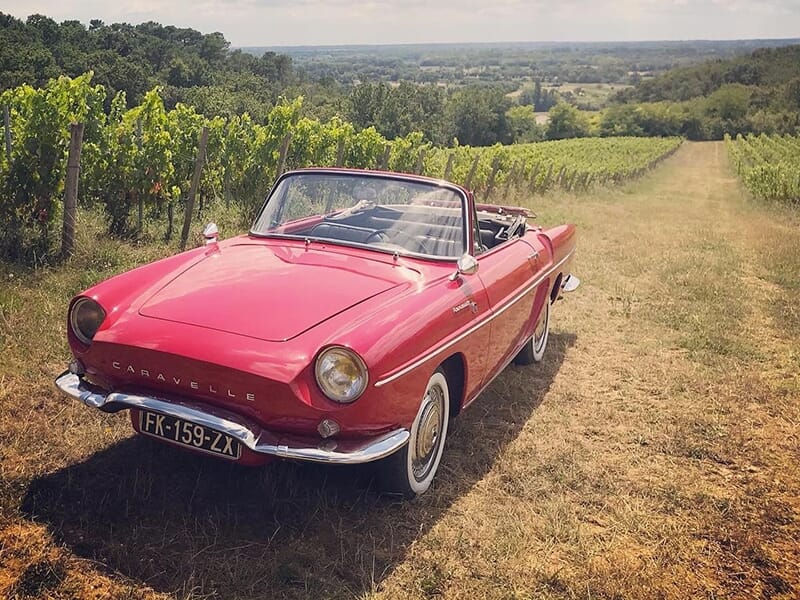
[
  {"left": 203, "top": 223, "right": 219, "bottom": 245},
  {"left": 449, "top": 254, "right": 479, "bottom": 281}
]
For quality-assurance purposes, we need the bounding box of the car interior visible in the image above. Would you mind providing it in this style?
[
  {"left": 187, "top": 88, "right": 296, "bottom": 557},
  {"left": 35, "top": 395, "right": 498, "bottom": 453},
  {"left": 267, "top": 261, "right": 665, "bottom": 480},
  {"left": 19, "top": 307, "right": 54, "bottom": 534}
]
[{"left": 291, "top": 204, "right": 528, "bottom": 258}]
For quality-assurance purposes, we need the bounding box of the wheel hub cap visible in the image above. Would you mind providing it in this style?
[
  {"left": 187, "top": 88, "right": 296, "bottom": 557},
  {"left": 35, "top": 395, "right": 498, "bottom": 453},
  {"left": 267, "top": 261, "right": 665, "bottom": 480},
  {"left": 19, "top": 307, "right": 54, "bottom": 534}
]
[{"left": 412, "top": 385, "right": 444, "bottom": 481}]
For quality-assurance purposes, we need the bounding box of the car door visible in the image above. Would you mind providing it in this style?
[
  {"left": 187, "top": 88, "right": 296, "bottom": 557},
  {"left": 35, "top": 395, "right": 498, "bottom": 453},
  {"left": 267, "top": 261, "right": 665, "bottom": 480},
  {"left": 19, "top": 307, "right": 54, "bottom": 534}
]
[{"left": 476, "top": 235, "right": 547, "bottom": 386}]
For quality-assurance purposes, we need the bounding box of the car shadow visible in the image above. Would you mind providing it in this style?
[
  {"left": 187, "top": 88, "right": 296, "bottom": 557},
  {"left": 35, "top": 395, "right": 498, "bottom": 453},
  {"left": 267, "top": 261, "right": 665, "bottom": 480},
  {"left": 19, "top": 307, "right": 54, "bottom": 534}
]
[{"left": 22, "top": 332, "right": 576, "bottom": 599}]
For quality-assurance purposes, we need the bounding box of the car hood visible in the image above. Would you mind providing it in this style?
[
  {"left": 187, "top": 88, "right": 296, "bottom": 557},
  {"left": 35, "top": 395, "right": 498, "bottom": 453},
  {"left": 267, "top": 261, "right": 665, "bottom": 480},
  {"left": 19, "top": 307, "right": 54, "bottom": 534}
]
[{"left": 138, "top": 242, "right": 415, "bottom": 342}]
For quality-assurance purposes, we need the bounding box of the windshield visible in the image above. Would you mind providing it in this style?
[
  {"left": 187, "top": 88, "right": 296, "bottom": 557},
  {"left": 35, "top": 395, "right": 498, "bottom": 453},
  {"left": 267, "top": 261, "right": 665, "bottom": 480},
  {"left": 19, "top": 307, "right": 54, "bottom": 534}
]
[{"left": 251, "top": 172, "right": 466, "bottom": 258}]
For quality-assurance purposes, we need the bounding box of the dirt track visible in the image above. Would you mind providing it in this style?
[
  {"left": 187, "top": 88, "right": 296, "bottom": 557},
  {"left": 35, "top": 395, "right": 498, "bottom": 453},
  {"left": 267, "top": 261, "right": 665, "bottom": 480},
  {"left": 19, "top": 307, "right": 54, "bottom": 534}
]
[{"left": 371, "top": 141, "right": 800, "bottom": 599}]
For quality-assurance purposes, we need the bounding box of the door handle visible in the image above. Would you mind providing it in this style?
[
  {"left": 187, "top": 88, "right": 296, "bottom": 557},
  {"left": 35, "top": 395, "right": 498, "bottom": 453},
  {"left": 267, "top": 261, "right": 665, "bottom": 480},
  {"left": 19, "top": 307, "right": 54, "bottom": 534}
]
[{"left": 527, "top": 251, "right": 539, "bottom": 260}]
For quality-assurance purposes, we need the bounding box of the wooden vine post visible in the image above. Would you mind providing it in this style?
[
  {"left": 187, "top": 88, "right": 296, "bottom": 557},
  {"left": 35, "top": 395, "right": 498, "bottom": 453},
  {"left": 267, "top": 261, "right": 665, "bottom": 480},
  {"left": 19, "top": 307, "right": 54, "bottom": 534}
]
[
  {"left": 464, "top": 155, "right": 481, "bottom": 189},
  {"left": 484, "top": 156, "right": 502, "bottom": 197},
  {"left": 136, "top": 119, "right": 143, "bottom": 236},
  {"left": 443, "top": 153, "right": 455, "bottom": 180},
  {"left": 61, "top": 122, "right": 85, "bottom": 258},
  {"left": 528, "top": 163, "right": 540, "bottom": 193},
  {"left": 379, "top": 144, "right": 391, "bottom": 170},
  {"left": 502, "top": 161, "right": 520, "bottom": 200},
  {"left": 276, "top": 132, "right": 292, "bottom": 176},
  {"left": 414, "top": 148, "right": 427, "bottom": 175},
  {"left": 180, "top": 126, "right": 209, "bottom": 250},
  {"left": 335, "top": 137, "right": 345, "bottom": 167}
]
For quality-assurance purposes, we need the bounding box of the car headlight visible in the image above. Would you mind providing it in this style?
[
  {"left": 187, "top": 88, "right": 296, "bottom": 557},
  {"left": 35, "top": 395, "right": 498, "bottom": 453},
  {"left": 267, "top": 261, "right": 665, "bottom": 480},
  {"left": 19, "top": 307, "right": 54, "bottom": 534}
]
[
  {"left": 315, "top": 347, "right": 368, "bottom": 403},
  {"left": 70, "top": 297, "right": 106, "bottom": 345}
]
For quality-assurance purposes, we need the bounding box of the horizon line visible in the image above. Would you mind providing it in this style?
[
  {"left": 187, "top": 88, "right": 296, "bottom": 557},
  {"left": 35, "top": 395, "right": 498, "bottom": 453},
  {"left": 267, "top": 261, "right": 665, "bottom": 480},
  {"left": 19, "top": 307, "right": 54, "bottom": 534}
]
[{"left": 237, "top": 37, "right": 800, "bottom": 50}]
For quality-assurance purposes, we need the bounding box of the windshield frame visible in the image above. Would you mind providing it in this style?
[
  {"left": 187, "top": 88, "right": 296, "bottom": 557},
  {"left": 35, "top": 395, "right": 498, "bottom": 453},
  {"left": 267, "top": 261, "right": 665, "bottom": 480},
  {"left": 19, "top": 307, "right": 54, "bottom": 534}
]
[{"left": 249, "top": 169, "right": 470, "bottom": 262}]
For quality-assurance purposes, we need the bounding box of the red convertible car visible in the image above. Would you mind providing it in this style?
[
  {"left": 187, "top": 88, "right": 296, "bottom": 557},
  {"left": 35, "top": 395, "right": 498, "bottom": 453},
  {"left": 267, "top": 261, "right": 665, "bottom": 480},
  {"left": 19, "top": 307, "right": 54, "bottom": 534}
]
[{"left": 56, "top": 169, "right": 578, "bottom": 497}]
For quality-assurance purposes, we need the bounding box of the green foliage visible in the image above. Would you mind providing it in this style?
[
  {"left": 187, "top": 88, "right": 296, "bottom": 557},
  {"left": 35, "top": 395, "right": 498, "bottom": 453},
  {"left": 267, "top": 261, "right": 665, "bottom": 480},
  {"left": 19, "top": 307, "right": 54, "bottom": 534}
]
[
  {"left": 610, "top": 45, "right": 800, "bottom": 140},
  {"left": 706, "top": 84, "right": 751, "bottom": 121},
  {"left": 0, "top": 12, "right": 295, "bottom": 112},
  {"left": 447, "top": 86, "right": 513, "bottom": 146},
  {"left": 347, "top": 82, "right": 556, "bottom": 147},
  {"left": 0, "top": 72, "right": 104, "bottom": 261},
  {"left": 617, "top": 45, "right": 800, "bottom": 104},
  {"left": 424, "top": 136, "right": 681, "bottom": 193},
  {"left": 519, "top": 80, "right": 558, "bottom": 112},
  {"left": 506, "top": 105, "right": 544, "bottom": 143},
  {"left": 0, "top": 72, "right": 682, "bottom": 265},
  {"left": 347, "top": 82, "right": 449, "bottom": 145},
  {"left": 546, "top": 103, "right": 591, "bottom": 140},
  {"left": 726, "top": 133, "right": 800, "bottom": 204},
  {"left": 273, "top": 39, "right": 795, "bottom": 88},
  {"left": 600, "top": 102, "right": 684, "bottom": 138}
]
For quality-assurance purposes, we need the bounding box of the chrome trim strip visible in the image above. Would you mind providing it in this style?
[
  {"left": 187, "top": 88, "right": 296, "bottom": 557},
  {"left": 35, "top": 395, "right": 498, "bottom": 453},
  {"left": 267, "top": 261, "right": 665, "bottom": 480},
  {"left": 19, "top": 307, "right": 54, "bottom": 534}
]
[
  {"left": 55, "top": 372, "right": 409, "bottom": 465},
  {"left": 373, "top": 248, "right": 576, "bottom": 388}
]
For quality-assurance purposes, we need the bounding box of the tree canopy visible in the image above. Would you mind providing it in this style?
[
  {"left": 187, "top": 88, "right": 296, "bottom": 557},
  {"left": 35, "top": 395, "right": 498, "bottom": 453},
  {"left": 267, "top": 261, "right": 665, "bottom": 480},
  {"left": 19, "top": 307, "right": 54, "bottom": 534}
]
[{"left": 0, "top": 13, "right": 294, "bottom": 120}]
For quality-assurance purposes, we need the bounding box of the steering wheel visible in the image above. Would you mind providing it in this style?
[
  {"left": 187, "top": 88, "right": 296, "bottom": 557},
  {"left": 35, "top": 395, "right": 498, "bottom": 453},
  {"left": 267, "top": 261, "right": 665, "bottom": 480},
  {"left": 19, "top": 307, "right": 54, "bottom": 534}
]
[{"left": 366, "top": 229, "right": 429, "bottom": 254}]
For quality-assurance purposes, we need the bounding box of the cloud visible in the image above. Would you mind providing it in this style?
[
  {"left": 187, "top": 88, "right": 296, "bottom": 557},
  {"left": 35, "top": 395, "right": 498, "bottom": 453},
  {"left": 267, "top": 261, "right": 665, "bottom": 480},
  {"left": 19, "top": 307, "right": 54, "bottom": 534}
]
[{"left": 2, "top": 0, "right": 798, "bottom": 45}]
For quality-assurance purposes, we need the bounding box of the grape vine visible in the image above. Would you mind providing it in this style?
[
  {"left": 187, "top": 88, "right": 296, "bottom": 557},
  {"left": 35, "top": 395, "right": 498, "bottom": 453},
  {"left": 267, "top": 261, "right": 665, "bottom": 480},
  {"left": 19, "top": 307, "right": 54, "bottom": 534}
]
[
  {"left": 725, "top": 133, "right": 800, "bottom": 204},
  {"left": 0, "top": 73, "right": 682, "bottom": 262}
]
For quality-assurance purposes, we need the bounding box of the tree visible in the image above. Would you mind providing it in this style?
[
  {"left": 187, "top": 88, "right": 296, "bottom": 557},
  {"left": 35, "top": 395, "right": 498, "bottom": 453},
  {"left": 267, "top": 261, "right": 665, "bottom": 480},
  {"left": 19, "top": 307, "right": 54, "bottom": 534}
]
[
  {"left": 546, "top": 102, "right": 590, "bottom": 140},
  {"left": 705, "top": 84, "right": 750, "bottom": 121},
  {"left": 347, "top": 82, "right": 446, "bottom": 144},
  {"left": 784, "top": 77, "right": 800, "bottom": 111},
  {"left": 599, "top": 104, "right": 644, "bottom": 137},
  {"left": 347, "top": 82, "right": 387, "bottom": 130},
  {"left": 200, "top": 32, "right": 229, "bottom": 64},
  {"left": 506, "top": 105, "right": 544, "bottom": 142},
  {"left": 520, "top": 80, "right": 558, "bottom": 112},
  {"left": 447, "top": 86, "right": 512, "bottom": 146}
]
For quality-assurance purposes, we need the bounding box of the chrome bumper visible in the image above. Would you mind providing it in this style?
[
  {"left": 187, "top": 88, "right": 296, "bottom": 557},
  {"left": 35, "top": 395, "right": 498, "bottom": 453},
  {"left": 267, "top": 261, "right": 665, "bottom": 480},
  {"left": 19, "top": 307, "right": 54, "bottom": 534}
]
[
  {"left": 55, "top": 371, "right": 409, "bottom": 465},
  {"left": 561, "top": 273, "right": 580, "bottom": 293}
]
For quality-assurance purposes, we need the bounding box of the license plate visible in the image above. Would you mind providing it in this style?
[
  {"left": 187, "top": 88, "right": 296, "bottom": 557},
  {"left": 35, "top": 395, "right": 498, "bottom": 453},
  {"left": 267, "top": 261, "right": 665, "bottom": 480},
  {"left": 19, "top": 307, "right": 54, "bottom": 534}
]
[{"left": 139, "top": 409, "right": 241, "bottom": 460}]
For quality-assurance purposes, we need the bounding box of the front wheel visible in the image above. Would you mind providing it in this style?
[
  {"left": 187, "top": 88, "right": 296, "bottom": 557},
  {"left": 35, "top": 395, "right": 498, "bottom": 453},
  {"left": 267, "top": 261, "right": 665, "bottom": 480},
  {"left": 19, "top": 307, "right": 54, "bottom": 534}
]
[
  {"left": 514, "top": 299, "right": 550, "bottom": 366},
  {"left": 379, "top": 369, "right": 450, "bottom": 498}
]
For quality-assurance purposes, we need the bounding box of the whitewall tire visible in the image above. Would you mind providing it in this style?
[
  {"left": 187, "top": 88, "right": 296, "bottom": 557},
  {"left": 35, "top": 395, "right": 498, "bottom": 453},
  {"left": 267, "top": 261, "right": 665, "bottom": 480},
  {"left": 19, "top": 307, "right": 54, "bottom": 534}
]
[
  {"left": 514, "top": 299, "right": 551, "bottom": 366},
  {"left": 380, "top": 369, "right": 450, "bottom": 498}
]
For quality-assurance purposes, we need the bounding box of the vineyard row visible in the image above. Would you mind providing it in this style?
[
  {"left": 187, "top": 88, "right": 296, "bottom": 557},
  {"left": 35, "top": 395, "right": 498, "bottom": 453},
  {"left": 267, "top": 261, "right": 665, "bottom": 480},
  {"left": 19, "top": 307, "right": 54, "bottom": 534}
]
[
  {"left": 1, "top": 73, "right": 682, "bottom": 262},
  {"left": 725, "top": 133, "right": 800, "bottom": 204}
]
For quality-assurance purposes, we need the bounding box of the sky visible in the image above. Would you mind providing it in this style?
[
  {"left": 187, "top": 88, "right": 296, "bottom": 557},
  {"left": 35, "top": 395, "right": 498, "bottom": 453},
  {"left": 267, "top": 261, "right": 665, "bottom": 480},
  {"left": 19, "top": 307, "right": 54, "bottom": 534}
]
[{"left": 3, "top": 0, "right": 800, "bottom": 46}]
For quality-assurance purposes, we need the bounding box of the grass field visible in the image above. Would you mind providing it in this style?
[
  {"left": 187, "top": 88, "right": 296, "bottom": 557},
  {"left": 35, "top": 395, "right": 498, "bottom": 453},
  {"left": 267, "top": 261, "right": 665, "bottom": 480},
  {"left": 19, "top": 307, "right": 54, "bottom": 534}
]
[
  {"left": 546, "top": 82, "right": 632, "bottom": 109},
  {"left": 1, "top": 142, "right": 798, "bottom": 599}
]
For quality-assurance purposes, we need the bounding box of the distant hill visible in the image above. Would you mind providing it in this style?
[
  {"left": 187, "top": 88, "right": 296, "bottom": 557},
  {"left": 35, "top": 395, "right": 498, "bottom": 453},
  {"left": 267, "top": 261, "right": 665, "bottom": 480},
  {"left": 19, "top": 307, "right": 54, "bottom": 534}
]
[
  {"left": 615, "top": 44, "right": 800, "bottom": 103},
  {"left": 2, "top": 12, "right": 798, "bottom": 142},
  {"left": 599, "top": 44, "right": 800, "bottom": 140},
  {"left": 240, "top": 39, "right": 800, "bottom": 87}
]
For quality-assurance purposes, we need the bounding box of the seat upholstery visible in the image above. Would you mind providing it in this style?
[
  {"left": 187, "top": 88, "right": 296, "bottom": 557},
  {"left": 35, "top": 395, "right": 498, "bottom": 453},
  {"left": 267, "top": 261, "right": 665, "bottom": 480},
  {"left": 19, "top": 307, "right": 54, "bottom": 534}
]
[
  {"left": 480, "top": 228, "right": 496, "bottom": 249},
  {"left": 309, "top": 223, "right": 373, "bottom": 244}
]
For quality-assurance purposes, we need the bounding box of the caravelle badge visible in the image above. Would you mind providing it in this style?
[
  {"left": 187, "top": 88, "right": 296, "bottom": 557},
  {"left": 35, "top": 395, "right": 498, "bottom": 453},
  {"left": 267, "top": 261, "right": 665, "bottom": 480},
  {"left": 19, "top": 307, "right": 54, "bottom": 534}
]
[
  {"left": 111, "top": 361, "right": 256, "bottom": 401},
  {"left": 452, "top": 299, "right": 478, "bottom": 314}
]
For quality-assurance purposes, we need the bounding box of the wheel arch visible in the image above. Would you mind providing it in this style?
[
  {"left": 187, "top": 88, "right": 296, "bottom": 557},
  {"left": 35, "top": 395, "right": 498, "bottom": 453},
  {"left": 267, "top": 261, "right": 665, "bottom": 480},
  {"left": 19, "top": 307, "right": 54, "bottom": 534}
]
[
  {"left": 439, "top": 353, "right": 466, "bottom": 419},
  {"left": 550, "top": 272, "right": 563, "bottom": 304}
]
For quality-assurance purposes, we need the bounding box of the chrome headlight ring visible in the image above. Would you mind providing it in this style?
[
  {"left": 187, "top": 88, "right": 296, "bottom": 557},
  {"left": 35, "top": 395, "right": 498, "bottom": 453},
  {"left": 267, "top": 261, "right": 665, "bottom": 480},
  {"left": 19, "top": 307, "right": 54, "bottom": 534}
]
[
  {"left": 314, "top": 346, "right": 369, "bottom": 404},
  {"left": 70, "top": 297, "right": 106, "bottom": 345}
]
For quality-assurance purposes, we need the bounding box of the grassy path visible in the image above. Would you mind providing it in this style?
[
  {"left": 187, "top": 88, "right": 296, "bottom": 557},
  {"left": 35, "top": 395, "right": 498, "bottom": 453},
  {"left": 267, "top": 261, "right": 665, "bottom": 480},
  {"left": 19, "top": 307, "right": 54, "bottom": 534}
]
[
  {"left": 1, "top": 142, "right": 798, "bottom": 599},
  {"left": 377, "top": 141, "right": 800, "bottom": 599}
]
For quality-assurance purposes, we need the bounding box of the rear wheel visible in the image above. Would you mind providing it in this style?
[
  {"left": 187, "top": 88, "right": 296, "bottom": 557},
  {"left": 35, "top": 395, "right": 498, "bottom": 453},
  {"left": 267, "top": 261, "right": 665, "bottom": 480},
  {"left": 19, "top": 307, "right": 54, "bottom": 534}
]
[
  {"left": 514, "top": 299, "right": 550, "bottom": 366},
  {"left": 379, "top": 369, "right": 450, "bottom": 498}
]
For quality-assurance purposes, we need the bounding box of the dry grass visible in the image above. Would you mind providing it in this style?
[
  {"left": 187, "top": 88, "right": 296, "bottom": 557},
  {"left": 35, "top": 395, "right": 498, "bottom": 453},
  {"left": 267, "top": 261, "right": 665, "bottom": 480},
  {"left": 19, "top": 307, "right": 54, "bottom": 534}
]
[{"left": 1, "top": 142, "right": 799, "bottom": 599}]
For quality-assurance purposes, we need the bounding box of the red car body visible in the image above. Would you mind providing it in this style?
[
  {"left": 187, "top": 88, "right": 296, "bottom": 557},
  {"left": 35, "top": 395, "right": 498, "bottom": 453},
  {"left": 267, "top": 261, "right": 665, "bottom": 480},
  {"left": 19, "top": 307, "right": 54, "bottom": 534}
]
[{"left": 56, "top": 169, "right": 577, "bottom": 496}]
